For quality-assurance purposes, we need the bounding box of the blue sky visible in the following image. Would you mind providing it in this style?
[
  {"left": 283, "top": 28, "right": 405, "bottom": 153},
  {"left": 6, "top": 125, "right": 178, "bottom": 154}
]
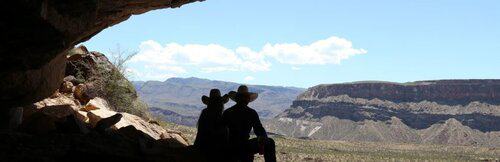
[{"left": 84, "top": 0, "right": 500, "bottom": 88}]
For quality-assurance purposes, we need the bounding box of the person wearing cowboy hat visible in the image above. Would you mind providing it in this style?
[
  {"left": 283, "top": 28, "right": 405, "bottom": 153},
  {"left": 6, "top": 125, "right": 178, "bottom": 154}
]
[
  {"left": 194, "top": 89, "right": 230, "bottom": 162},
  {"left": 223, "top": 85, "right": 276, "bottom": 162}
]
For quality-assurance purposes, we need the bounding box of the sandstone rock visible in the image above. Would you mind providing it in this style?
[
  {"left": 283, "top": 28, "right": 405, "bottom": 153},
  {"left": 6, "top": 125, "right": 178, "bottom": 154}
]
[
  {"left": 23, "top": 94, "right": 80, "bottom": 121},
  {"left": 114, "top": 113, "right": 169, "bottom": 140},
  {"left": 63, "top": 75, "right": 77, "bottom": 83},
  {"left": 81, "top": 97, "right": 109, "bottom": 112},
  {"left": 60, "top": 81, "right": 74, "bottom": 93},
  {"left": 95, "top": 113, "right": 123, "bottom": 133},
  {"left": 41, "top": 105, "right": 77, "bottom": 119},
  {"left": 0, "top": 0, "right": 200, "bottom": 130},
  {"left": 20, "top": 113, "right": 57, "bottom": 134},
  {"left": 74, "top": 84, "right": 85, "bottom": 101},
  {"left": 39, "top": 95, "right": 79, "bottom": 110},
  {"left": 117, "top": 125, "right": 155, "bottom": 143},
  {"left": 74, "top": 83, "right": 96, "bottom": 103},
  {"left": 1, "top": 54, "right": 66, "bottom": 109},
  {"left": 55, "top": 114, "right": 90, "bottom": 134},
  {"left": 87, "top": 109, "right": 117, "bottom": 127},
  {"left": 87, "top": 108, "right": 187, "bottom": 144},
  {"left": 157, "top": 136, "right": 189, "bottom": 148},
  {"left": 168, "top": 133, "right": 189, "bottom": 146},
  {"left": 76, "top": 111, "right": 89, "bottom": 123}
]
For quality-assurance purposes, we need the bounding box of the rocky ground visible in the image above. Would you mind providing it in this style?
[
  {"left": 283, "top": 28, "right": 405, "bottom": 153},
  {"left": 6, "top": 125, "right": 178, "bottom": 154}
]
[{"left": 0, "top": 46, "right": 199, "bottom": 161}]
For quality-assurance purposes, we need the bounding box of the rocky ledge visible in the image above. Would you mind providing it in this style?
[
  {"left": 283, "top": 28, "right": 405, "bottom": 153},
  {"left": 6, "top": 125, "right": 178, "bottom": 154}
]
[
  {"left": 299, "top": 80, "right": 500, "bottom": 105},
  {"left": 0, "top": 46, "right": 199, "bottom": 161}
]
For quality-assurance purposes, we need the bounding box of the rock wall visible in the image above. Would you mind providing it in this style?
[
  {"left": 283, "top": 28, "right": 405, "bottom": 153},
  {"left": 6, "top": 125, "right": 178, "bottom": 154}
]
[
  {"left": 0, "top": 0, "right": 201, "bottom": 109},
  {"left": 299, "top": 80, "right": 500, "bottom": 105},
  {"left": 268, "top": 80, "right": 500, "bottom": 147}
]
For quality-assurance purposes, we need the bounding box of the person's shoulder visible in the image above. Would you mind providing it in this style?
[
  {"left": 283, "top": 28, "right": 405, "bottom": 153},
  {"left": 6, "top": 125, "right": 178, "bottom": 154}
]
[
  {"left": 223, "top": 106, "right": 235, "bottom": 114},
  {"left": 245, "top": 106, "right": 258, "bottom": 114},
  {"left": 201, "top": 108, "right": 209, "bottom": 113}
]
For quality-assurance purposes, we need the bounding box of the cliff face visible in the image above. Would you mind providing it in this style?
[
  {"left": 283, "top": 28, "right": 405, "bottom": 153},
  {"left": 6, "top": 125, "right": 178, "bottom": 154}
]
[
  {"left": 267, "top": 80, "right": 500, "bottom": 147},
  {"left": 0, "top": 0, "right": 201, "bottom": 111},
  {"left": 299, "top": 80, "right": 500, "bottom": 105}
]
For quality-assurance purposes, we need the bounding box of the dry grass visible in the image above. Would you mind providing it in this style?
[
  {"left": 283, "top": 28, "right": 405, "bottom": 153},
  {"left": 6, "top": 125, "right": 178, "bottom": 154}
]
[
  {"left": 160, "top": 122, "right": 500, "bottom": 162},
  {"left": 254, "top": 137, "right": 499, "bottom": 162}
]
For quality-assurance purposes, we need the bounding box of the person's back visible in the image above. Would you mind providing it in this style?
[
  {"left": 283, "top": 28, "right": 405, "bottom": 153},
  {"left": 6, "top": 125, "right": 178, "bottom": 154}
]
[
  {"left": 223, "top": 104, "right": 266, "bottom": 144},
  {"left": 223, "top": 85, "right": 276, "bottom": 162},
  {"left": 194, "top": 89, "right": 229, "bottom": 162}
]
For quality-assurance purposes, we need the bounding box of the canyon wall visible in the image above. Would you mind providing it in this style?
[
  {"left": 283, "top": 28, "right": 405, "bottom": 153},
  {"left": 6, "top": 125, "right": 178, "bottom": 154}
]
[{"left": 267, "top": 80, "right": 500, "bottom": 147}]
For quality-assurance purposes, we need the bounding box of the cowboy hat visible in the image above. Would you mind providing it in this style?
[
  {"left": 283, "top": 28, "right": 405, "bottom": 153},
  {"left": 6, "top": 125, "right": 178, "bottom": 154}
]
[
  {"left": 202, "top": 89, "right": 229, "bottom": 105},
  {"left": 228, "top": 85, "right": 258, "bottom": 103}
]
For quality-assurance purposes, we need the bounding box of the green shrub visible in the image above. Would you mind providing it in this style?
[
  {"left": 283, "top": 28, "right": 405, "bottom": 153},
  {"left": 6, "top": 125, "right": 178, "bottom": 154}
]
[{"left": 96, "top": 46, "right": 151, "bottom": 119}]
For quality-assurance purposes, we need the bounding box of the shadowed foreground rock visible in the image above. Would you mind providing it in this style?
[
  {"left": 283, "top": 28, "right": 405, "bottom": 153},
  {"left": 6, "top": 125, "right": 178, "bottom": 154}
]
[
  {"left": 0, "top": 0, "right": 201, "bottom": 110},
  {"left": 0, "top": 131, "right": 199, "bottom": 161},
  {"left": 0, "top": 46, "right": 199, "bottom": 161}
]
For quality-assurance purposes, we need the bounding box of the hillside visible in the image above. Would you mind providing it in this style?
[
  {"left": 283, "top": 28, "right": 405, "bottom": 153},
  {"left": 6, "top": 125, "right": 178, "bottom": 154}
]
[
  {"left": 266, "top": 80, "right": 500, "bottom": 147},
  {"left": 133, "top": 77, "right": 304, "bottom": 126}
]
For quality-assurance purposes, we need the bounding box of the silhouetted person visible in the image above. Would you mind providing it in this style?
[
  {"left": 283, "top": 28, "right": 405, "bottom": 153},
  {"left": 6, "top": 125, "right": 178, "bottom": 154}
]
[
  {"left": 223, "top": 85, "right": 276, "bottom": 162},
  {"left": 194, "top": 89, "right": 230, "bottom": 162}
]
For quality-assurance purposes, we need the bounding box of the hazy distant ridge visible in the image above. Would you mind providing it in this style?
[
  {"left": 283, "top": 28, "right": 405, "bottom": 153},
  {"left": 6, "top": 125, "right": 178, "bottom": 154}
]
[{"left": 132, "top": 77, "right": 304, "bottom": 126}]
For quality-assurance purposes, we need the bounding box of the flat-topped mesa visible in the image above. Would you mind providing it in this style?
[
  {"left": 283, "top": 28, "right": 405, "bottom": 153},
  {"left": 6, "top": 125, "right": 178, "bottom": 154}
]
[{"left": 298, "top": 79, "right": 500, "bottom": 105}]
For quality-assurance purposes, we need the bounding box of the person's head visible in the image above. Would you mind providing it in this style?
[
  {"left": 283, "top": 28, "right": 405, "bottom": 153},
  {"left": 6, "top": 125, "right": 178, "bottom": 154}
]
[
  {"left": 202, "top": 89, "right": 229, "bottom": 109},
  {"left": 228, "top": 85, "right": 258, "bottom": 106}
]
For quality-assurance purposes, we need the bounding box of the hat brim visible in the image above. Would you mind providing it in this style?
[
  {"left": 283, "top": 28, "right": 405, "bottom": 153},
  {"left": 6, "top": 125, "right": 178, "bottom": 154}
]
[
  {"left": 202, "top": 95, "right": 230, "bottom": 105},
  {"left": 228, "top": 91, "right": 258, "bottom": 103}
]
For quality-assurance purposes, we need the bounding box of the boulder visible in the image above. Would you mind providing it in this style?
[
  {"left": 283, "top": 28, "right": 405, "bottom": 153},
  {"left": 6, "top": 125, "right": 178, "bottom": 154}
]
[
  {"left": 65, "top": 46, "right": 114, "bottom": 83},
  {"left": 63, "top": 75, "right": 77, "bottom": 84},
  {"left": 23, "top": 94, "right": 80, "bottom": 121},
  {"left": 86, "top": 108, "right": 188, "bottom": 144},
  {"left": 60, "top": 81, "right": 74, "bottom": 93},
  {"left": 81, "top": 97, "right": 108, "bottom": 112},
  {"left": 55, "top": 114, "right": 90, "bottom": 134},
  {"left": 74, "top": 83, "right": 97, "bottom": 103},
  {"left": 38, "top": 94, "right": 79, "bottom": 109},
  {"left": 95, "top": 113, "right": 123, "bottom": 133},
  {"left": 20, "top": 113, "right": 57, "bottom": 134},
  {"left": 87, "top": 109, "right": 117, "bottom": 127},
  {"left": 168, "top": 133, "right": 189, "bottom": 147},
  {"left": 41, "top": 105, "right": 76, "bottom": 119},
  {"left": 157, "top": 136, "right": 189, "bottom": 148},
  {"left": 76, "top": 111, "right": 89, "bottom": 123},
  {"left": 1, "top": 54, "right": 67, "bottom": 109},
  {"left": 117, "top": 125, "right": 156, "bottom": 142},
  {"left": 115, "top": 113, "right": 169, "bottom": 140}
]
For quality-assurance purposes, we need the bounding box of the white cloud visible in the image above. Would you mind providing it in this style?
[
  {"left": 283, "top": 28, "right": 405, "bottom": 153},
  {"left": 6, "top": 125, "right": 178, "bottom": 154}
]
[
  {"left": 244, "top": 76, "right": 255, "bottom": 81},
  {"left": 129, "top": 40, "right": 271, "bottom": 74},
  {"left": 126, "top": 67, "right": 177, "bottom": 81},
  {"left": 127, "top": 36, "right": 366, "bottom": 80},
  {"left": 154, "top": 65, "right": 187, "bottom": 74},
  {"left": 261, "top": 36, "right": 367, "bottom": 65}
]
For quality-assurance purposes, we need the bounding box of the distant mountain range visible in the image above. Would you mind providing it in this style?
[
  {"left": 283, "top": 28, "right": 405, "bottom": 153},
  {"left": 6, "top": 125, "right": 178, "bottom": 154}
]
[
  {"left": 265, "top": 80, "right": 500, "bottom": 147},
  {"left": 132, "top": 77, "right": 304, "bottom": 126}
]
